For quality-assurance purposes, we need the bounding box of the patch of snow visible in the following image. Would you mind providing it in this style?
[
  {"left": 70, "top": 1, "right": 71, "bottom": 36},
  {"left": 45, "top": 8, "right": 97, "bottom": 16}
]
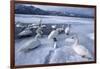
[{"left": 87, "top": 33, "right": 94, "bottom": 40}]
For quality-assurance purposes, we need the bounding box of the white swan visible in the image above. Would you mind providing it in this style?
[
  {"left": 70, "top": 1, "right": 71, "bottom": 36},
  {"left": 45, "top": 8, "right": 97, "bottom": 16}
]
[
  {"left": 35, "top": 26, "right": 43, "bottom": 38},
  {"left": 48, "top": 28, "right": 59, "bottom": 49},
  {"left": 48, "top": 25, "right": 65, "bottom": 40},
  {"left": 18, "top": 37, "right": 41, "bottom": 52},
  {"left": 48, "top": 24, "right": 60, "bottom": 39},
  {"left": 35, "top": 21, "right": 44, "bottom": 38},
  {"left": 56, "top": 25, "right": 64, "bottom": 33},
  {"left": 18, "top": 27, "right": 32, "bottom": 37},
  {"left": 71, "top": 34, "right": 92, "bottom": 60},
  {"left": 65, "top": 24, "right": 71, "bottom": 35},
  {"left": 18, "top": 29, "right": 42, "bottom": 52}
]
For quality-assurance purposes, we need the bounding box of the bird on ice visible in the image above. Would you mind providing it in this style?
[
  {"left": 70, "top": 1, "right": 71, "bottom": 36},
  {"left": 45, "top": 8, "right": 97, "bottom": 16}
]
[
  {"left": 35, "top": 25, "right": 43, "bottom": 38},
  {"left": 18, "top": 27, "right": 33, "bottom": 37},
  {"left": 48, "top": 26, "right": 61, "bottom": 49},
  {"left": 18, "top": 37, "right": 41, "bottom": 52},
  {"left": 18, "top": 23, "right": 43, "bottom": 52},
  {"left": 71, "top": 34, "right": 92, "bottom": 60},
  {"left": 56, "top": 25, "right": 65, "bottom": 33},
  {"left": 65, "top": 24, "right": 71, "bottom": 35}
]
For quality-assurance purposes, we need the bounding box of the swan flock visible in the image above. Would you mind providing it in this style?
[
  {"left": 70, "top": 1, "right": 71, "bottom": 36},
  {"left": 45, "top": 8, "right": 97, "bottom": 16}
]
[{"left": 18, "top": 23, "right": 93, "bottom": 62}]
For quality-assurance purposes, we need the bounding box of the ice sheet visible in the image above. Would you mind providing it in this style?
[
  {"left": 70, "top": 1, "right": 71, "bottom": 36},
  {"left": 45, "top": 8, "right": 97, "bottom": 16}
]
[{"left": 15, "top": 14, "right": 94, "bottom": 65}]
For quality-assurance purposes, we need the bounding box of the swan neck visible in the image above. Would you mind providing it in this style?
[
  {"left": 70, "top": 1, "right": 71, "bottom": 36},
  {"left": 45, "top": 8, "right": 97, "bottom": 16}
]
[
  {"left": 73, "top": 38, "right": 79, "bottom": 47},
  {"left": 34, "top": 35, "right": 39, "bottom": 40}
]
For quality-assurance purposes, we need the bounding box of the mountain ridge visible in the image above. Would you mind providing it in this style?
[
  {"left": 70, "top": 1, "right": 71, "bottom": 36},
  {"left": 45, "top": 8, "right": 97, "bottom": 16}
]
[{"left": 15, "top": 4, "right": 94, "bottom": 18}]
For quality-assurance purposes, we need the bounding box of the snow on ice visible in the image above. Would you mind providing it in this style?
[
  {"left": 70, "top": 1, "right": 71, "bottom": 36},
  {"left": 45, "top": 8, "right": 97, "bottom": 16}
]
[{"left": 15, "top": 14, "right": 94, "bottom": 65}]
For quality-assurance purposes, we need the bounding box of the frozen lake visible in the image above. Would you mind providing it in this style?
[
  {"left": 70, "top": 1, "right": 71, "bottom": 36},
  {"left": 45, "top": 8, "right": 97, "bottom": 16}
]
[
  {"left": 15, "top": 14, "right": 94, "bottom": 24},
  {"left": 15, "top": 14, "right": 95, "bottom": 65}
]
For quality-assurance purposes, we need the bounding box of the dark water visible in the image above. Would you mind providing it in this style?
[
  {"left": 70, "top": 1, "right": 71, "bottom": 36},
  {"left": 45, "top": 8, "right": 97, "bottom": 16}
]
[{"left": 15, "top": 23, "right": 93, "bottom": 37}]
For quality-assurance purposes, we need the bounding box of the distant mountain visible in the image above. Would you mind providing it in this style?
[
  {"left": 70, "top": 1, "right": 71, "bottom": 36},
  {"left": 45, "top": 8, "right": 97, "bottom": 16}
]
[
  {"left": 15, "top": 4, "right": 94, "bottom": 18},
  {"left": 15, "top": 4, "right": 50, "bottom": 15}
]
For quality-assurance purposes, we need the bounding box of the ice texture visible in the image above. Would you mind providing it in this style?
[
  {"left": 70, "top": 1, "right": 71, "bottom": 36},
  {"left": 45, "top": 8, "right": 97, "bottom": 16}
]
[{"left": 15, "top": 14, "right": 94, "bottom": 65}]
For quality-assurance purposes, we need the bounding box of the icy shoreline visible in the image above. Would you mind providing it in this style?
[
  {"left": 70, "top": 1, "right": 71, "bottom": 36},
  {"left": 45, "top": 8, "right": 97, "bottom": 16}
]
[
  {"left": 15, "top": 14, "right": 94, "bottom": 65},
  {"left": 15, "top": 34, "right": 94, "bottom": 65}
]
